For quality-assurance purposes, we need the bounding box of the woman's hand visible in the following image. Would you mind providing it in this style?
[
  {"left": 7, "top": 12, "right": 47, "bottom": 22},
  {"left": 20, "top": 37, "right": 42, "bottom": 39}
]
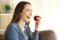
[
  {"left": 35, "top": 20, "right": 40, "bottom": 31},
  {"left": 34, "top": 15, "right": 41, "bottom": 31}
]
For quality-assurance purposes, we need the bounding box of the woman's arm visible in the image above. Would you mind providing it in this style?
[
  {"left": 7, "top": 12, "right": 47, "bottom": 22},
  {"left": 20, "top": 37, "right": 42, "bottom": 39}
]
[
  {"left": 5, "top": 24, "right": 26, "bottom": 40},
  {"left": 26, "top": 26, "right": 39, "bottom": 40},
  {"left": 33, "top": 30, "right": 39, "bottom": 40},
  {"left": 5, "top": 24, "right": 19, "bottom": 40},
  {"left": 26, "top": 20, "right": 40, "bottom": 40}
]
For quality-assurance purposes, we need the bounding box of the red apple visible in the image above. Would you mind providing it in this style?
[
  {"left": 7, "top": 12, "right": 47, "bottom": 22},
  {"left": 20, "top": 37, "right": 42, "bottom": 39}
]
[{"left": 34, "top": 15, "right": 41, "bottom": 21}]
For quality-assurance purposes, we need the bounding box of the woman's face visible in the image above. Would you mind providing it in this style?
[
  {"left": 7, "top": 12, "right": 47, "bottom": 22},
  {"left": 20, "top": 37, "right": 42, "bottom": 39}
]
[{"left": 20, "top": 4, "right": 32, "bottom": 22}]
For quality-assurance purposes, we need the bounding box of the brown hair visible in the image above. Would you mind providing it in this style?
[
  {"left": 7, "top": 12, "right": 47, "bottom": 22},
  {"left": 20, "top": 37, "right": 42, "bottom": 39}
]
[{"left": 10, "top": 1, "right": 31, "bottom": 23}]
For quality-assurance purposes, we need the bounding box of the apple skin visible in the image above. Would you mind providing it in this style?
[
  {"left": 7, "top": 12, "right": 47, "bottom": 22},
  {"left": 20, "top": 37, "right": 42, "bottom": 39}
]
[{"left": 34, "top": 15, "right": 41, "bottom": 21}]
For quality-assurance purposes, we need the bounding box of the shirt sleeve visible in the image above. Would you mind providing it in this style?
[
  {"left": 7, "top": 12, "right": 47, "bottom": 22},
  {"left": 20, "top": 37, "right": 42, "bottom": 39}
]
[
  {"left": 33, "top": 30, "right": 39, "bottom": 40},
  {"left": 27, "top": 26, "right": 39, "bottom": 40}
]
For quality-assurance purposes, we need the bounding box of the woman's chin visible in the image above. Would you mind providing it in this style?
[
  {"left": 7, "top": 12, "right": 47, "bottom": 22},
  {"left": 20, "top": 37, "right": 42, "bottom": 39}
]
[
  {"left": 26, "top": 20, "right": 30, "bottom": 23},
  {"left": 26, "top": 20, "right": 30, "bottom": 22}
]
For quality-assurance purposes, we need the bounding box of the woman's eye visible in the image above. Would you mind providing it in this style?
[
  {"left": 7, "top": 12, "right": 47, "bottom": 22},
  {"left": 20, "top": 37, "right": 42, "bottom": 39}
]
[
  {"left": 26, "top": 9, "right": 30, "bottom": 11},
  {"left": 25, "top": 9, "right": 32, "bottom": 12}
]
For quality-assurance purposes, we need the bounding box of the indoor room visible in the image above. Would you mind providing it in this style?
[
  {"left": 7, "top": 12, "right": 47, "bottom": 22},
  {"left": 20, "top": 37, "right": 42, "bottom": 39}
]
[{"left": 0, "top": 0, "right": 60, "bottom": 40}]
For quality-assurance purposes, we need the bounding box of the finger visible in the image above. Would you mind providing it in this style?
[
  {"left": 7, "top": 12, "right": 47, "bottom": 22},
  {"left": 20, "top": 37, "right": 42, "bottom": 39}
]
[{"left": 36, "top": 20, "right": 40, "bottom": 23}]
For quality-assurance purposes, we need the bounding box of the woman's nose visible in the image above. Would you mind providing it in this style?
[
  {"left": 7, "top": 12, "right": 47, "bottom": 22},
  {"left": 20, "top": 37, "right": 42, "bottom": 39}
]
[
  {"left": 30, "top": 12, "right": 32, "bottom": 16},
  {"left": 30, "top": 10, "right": 32, "bottom": 15}
]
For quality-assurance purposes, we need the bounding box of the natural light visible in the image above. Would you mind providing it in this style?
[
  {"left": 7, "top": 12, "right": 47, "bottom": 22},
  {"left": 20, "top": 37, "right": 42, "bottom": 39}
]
[
  {"left": 14, "top": 0, "right": 60, "bottom": 40},
  {"left": 0, "top": 0, "right": 60, "bottom": 40}
]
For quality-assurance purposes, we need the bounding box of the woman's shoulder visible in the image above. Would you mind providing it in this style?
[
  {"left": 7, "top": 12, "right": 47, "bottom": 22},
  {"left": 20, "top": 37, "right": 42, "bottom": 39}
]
[
  {"left": 8, "top": 23, "right": 17, "bottom": 28},
  {"left": 9, "top": 23, "right": 18, "bottom": 26},
  {"left": 6, "top": 23, "right": 20, "bottom": 31},
  {"left": 5, "top": 22, "right": 23, "bottom": 35}
]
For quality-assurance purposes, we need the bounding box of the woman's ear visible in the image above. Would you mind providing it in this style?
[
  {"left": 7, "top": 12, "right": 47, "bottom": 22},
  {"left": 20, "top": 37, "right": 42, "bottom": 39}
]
[
  {"left": 19, "top": 12, "right": 23, "bottom": 16},
  {"left": 19, "top": 13, "right": 21, "bottom": 15}
]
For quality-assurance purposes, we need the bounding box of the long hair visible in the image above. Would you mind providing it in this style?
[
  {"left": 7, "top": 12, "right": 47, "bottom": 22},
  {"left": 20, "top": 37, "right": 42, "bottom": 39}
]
[{"left": 10, "top": 1, "right": 31, "bottom": 23}]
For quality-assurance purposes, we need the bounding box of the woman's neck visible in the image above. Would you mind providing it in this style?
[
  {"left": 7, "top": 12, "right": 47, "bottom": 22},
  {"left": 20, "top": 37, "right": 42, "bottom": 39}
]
[{"left": 18, "top": 19, "right": 25, "bottom": 31}]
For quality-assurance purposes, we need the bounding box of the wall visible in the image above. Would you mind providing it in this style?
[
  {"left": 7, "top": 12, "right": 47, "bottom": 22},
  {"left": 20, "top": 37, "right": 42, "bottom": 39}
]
[{"left": 0, "top": 0, "right": 13, "bottom": 13}]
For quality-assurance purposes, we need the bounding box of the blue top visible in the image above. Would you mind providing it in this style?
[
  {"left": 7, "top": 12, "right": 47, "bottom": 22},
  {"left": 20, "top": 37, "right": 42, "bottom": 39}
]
[{"left": 5, "top": 23, "right": 39, "bottom": 40}]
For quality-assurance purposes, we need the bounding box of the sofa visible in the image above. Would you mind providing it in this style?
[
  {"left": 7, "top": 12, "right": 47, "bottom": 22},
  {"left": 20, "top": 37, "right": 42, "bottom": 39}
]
[
  {"left": 38, "top": 30, "right": 56, "bottom": 40},
  {"left": 0, "top": 30, "right": 56, "bottom": 40}
]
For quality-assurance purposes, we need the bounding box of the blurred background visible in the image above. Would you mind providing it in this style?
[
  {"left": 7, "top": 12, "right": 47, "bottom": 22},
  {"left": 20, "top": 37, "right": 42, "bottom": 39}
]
[{"left": 0, "top": 0, "right": 60, "bottom": 40}]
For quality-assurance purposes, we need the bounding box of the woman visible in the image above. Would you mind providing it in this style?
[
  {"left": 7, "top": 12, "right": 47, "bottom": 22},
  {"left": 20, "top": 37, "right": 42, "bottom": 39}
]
[{"left": 5, "top": 1, "right": 40, "bottom": 40}]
